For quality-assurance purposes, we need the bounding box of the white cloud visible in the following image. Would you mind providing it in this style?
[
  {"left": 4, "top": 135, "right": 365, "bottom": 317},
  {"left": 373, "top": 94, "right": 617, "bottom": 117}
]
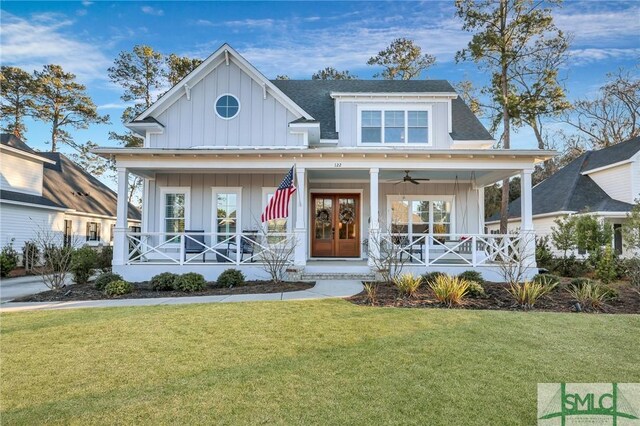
[
  {"left": 555, "top": 5, "right": 640, "bottom": 43},
  {"left": 141, "top": 6, "right": 164, "bottom": 16},
  {"left": 97, "top": 102, "right": 132, "bottom": 110},
  {"left": 0, "top": 12, "right": 111, "bottom": 83},
  {"left": 569, "top": 48, "right": 640, "bottom": 66},
  {"left": 81, "top": 0, "right": 93, "bottom": 6}
]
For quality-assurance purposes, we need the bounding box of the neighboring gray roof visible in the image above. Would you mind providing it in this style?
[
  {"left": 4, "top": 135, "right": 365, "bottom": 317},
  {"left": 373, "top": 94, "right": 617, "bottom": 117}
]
[
  {"left": 38, "top": 152, "right": 141, "bottom": 221},
  {"left": 582, "top": 136, "right": 640, "bottom": 172},
  {"left": 271, "top": 80, "right": 491, "bottom": 141},
  {"left": 0, "top": 189, "right": 64, "bottom": 209},
  {"left": 487, "top": 149, "right": 635, "bottom": 221},
  {"left": 0, "top": 134, "right": 39, "bottom": 155}
]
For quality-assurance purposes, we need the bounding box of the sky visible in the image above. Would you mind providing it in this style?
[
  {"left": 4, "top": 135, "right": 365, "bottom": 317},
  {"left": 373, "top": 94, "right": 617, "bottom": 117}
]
[{"left": 1, "top": 0, "right": 639, "bottom": 161}]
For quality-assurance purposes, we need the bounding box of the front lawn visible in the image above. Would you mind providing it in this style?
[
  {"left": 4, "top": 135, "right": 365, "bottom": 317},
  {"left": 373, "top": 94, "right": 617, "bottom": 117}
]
[{"left": 1, "top": 300, "right": 638, "bottom": 424}]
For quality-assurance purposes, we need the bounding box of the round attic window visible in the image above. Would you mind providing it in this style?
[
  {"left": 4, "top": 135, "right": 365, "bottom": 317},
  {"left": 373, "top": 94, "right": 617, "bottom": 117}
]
[{"left": 215, "top": 94, "right": 240, "bottom": 119}]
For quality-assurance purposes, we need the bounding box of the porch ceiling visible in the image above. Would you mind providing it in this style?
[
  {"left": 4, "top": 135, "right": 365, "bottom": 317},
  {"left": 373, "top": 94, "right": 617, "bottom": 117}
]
[{"left": 308, "top": 169, "right": 510, "bottom": 183}]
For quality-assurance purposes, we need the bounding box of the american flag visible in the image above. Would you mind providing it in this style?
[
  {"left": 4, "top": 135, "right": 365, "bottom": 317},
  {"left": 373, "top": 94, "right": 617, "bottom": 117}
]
[{"left": 261, "top": 166, "right": 297, "bottom": 222}]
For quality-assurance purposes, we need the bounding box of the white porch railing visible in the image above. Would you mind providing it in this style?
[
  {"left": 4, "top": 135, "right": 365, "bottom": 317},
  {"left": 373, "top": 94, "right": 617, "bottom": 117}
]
[
  {"left": 125, "top": 231, "right": 296, "bottom": 266},
  {"left": 373, "top": 232, "right": 533, "bottom": 267}
]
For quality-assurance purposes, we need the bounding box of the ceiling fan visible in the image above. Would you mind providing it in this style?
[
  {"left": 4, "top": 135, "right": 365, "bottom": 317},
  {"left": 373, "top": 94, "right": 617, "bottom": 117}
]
[{"left": 394, "top": 170, "right": 430, "bottom": 185}]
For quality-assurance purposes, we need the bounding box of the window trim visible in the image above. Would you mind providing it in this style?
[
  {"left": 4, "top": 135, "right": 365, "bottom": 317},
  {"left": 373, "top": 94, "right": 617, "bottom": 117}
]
[
  {"left": 159, "top": 187, "right": 191, "bottom": 245},
  {"left": 211, "top": 187, "right": 243, "bottom": 239},
  {"left": 86, "top": 221, "right": 101, "bottom": 243},
  {"left": 357, "top": 104, "right": 433, "bottom": 146},
  {"left": 214, "top": 93, "right": 241, "bottom": 120},
  {"left": 261, "top": 187, "right": 293, "bottom": 233},
  {"left": 386, "top": 195, "right": 455, "bottom": 236},
  {"left": 63, "top": 219, "right": 72, "bottom": 247}
]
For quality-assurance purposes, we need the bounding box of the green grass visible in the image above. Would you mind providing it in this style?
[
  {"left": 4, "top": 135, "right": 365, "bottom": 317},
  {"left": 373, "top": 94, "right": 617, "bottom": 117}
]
[{"left": 1, "top": 300, "right": 638, "bottom": 425}]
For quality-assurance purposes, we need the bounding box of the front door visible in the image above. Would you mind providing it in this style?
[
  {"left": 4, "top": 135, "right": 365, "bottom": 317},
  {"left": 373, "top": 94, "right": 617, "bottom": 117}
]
[{"left": 311, "top": 194, "right": 360, "bottom": 257}]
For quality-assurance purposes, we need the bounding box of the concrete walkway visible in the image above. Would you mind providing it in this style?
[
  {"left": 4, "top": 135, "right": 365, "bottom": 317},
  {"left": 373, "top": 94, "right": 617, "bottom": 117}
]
[
  {"left": 0, "top": 275, "right": 68, "bottom": 302},
  {"left": 0, "top": 280, "right": 364, "bottom": 312}
]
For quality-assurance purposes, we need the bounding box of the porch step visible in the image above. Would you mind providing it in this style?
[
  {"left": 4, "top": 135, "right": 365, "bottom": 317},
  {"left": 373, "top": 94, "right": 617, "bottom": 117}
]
[{"left": 300, "top": 272, "right": 376, "bottom": 281}]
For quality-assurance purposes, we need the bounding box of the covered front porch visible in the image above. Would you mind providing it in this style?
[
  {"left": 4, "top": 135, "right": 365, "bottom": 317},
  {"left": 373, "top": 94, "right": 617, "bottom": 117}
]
[{"left": 102, "top": 147, "right": 547, "bottom": 281}]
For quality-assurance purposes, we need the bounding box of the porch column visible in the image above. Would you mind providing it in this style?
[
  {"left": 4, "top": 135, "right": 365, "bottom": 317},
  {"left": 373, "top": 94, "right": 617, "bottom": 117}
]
[
  {"left": 520, "top": 169, "right": 536, "bottom": 268},
  {"left": 368, "top": 168, "right": 380, "bottom": 266},
  {"left": 112, "top": 167, "right": 129, "bottom": 266},
  {"left": 294, "top": 167, "right": 307, "bottom": 266}
]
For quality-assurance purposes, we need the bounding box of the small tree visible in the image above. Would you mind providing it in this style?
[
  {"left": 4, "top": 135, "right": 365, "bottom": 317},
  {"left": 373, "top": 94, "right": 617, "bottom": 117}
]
[
  {"left": 22, "top": 241, "right": 40, "bottom": 272},
  {"left": 311, "top": 67, "right": 357, "bottom": 80},
  {"left": 368, "top": 225, "right": 410, "bottom": 283},
  {"left": 367, "top": 38, "right": 435, "bottom": 80},
  {"left": 33, "top": 227, "right": 78, "bottom": 290},
  {"left": 551, "top": 215, "right": 577, "bottom": 262},
  {"left": 623, "top": 199, "right": 640, "bottom": 255},
  {"left": 573, "top": 214, "right": 612, "bottom": 266},
  {"left": 256, "top": 231, "right": 297, "bottom": 284},
  {"left": 496, "top": 231, "right": 536, "bottom": 285}
]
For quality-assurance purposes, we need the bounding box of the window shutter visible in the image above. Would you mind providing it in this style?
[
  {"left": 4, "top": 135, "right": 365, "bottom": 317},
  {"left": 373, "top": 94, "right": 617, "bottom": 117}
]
[
  {"left": 97, "top": 223, "right": 102, "bottom": 241},
  {"left": 86, "top": 222, "right": 90, "bottom": 241}
]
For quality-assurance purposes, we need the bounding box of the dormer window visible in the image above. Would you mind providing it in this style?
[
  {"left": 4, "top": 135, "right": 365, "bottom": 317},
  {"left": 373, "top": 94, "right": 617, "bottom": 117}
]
[
  {"left": 358, "top": 106, "right": 431, "bottom": 145},
  {"left": 215, "top": 94, "right": 240, "bottom": 119}
]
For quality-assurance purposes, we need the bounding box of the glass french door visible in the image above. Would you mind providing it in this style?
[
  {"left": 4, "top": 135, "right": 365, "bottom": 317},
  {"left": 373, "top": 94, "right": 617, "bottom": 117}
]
[{"left": 311, "top": 194, "right": 360, "bottom": 257}]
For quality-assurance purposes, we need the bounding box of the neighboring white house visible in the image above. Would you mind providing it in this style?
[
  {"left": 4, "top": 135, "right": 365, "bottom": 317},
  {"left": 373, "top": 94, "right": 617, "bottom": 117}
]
[
  {"left": 0, "top": 134, "right": 141, "bottom": 255},
  {"left": 95, "top": 43, "right": 553, "bottom": 282},
  {"left": 486, "top": 137, "right": 640, "bottom": 258}
]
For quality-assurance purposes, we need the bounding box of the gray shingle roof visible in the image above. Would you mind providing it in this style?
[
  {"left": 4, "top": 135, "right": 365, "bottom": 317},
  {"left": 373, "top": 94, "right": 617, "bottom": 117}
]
[
  {"left": 271, "top": 80, "right": 491, "bottom": 141},
  {"left": 582, "top": 136, "right": 640, "bottom": 172},
  {"left": 0, "top": 189, "right": 65, "bottom": 209},
  {"left": 39, "top": 152, "right": 141, "bottom": 221},
  {"left": 487, "top": 146, "right": 636, "bottom": 221},
  {"left": 1, "top": 135, "right": 141, "bottom": 221}
]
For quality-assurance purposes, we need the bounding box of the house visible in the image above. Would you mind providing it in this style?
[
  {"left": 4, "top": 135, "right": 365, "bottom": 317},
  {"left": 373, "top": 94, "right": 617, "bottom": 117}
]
[
  {"left": 0, "top": 134, "right": 141, "bottom": 254},
  {"left": 486, "top": 137, "right": 640, "bottom": 257},
  {"left": 94, "top": 43, "right": 554, "bottom": 282}
]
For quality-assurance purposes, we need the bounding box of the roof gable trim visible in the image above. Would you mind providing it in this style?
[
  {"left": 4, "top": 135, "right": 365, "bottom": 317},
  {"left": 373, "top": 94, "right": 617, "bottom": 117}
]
[
  {"left": 136, "top": 44, "right": 313, "bottom": 122},
  {"left": 581, "top": 157, "right": 635, "bottom": 175}
]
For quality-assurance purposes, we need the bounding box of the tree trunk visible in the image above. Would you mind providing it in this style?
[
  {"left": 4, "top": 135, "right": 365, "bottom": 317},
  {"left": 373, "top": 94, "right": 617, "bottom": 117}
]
[{"left": 499, "top": 0, "right": 510, "bottom": 234}]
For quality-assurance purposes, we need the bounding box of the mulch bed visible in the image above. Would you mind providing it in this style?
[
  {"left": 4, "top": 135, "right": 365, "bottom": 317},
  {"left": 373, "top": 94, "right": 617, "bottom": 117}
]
[
  {"left": 348, "top": 280, "right": 640, "bottom": 314},
  {"left": 14, "top": 281, "right": 315, "bottom": 302}
]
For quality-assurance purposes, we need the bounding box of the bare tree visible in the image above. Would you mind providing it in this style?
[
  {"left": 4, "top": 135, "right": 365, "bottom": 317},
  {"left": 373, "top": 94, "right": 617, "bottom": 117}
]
[
  {"left": 496, "top": 231, "right": 536, "bottom": 285},
  {"left": 32, "top": 226, "right": 79, "bottom": 290},
  {"left": 368, "top": 225, "right": 410, "bottom": 283},
  {"left": 255, "top": 231, "right": 297, "bottom": 284}
]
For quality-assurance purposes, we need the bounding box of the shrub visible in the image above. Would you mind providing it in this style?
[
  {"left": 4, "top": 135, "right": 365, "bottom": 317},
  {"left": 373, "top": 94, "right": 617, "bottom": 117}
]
[
  {"left": 175, "top": 272, "right": 207, "bottom": 292},
  {"left": 532, "top": 274, "right": 561, "bottom": 291},
  {"left": 595, "top": 246, "right": 617, "bottom": 284},
  {"left": 393, "top": 273, "right": 422, "bottom": 298},
  {"left": 0, "top": 241, "right": 19, "bottom": 278},
  {"left": 70, "top": 247, "right": 98, "bottom": 285},
  {"left": 150, "top": 272, "right": 178, "bottom": 291},
  {"left": 94, "top": 272, "right": 123, "bottom": 291},
  {"left": 22, "top": 240, "right": 40, "bottom": 271},
  {"left": 568, "top": 281, "right": 616, "bottom": 312},
  {"left": 624, "top": 257, "right": 640, "bottom": 289},
  {"left": 570, "top": 277, "right": 595, "bottom": 289},
  {"left": 466, "top": 280, "right": 486, "bottom": 298},
  {"left": 422, "top": 271, "right": 446, "bottom": 285},
  {"left": 507, "top": 281, "right": 550, "bottom": 310},
  {"left": 535, "top": 236, "right": 554, "bottom": 269},
  {"left": 217, "top": 269, "right": 245, "bottom": 287},
  {"left": 95, "top": 245, "right": 113, "bottom": 272},
  {"left": 104, "top": 280, "right": 134, "bottom": 297},
  {"left": 429, "top": 275, "right": 470, "bottom": 308},
  {"left": 363, "top": 281, "right": 378, "bottom": 306},
  {"left": 458, "top": 270, "right": 484, "bottom": 284},
  {"left": 550, "top": 255, "right": 587, "bottom": 278}
]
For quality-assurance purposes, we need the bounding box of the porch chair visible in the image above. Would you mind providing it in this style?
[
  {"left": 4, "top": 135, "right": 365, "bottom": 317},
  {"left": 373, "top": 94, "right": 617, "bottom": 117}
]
[
  {"left": 400, "top": 235, "right": 425, "bottom": 263},
  {"left": 227, "top": 232, "right": 257, "bottom": 263},
  {"left": 184, "top": 230, "right": 206, "bottom": 262}
]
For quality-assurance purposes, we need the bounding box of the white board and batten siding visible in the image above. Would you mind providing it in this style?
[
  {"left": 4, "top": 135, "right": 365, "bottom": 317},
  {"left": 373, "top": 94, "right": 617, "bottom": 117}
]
[
  {"left": 0, "top": 152, "right": 44, "bottom": 195},
  {"left": 149, "top": 61, "right": 304, "bottom": 149},
  {"left": 337, "top": 101, "right": 451, "bottom": 149},
  {"left": 148, "top": 173, "right": 482, "bottom": 240}
]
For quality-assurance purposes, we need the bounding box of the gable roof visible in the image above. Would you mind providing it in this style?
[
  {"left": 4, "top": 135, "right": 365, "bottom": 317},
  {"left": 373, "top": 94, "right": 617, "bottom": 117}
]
[
  {"left": 38, "top": 152, "right": 141, "bottom": 220},
  {"left": 0, "top": 134, "right": 38, "bottom": 154},
  {"left": 133, "top": 43, "right": 312, "bottom": 125},
  {"left": 271, "top": 79, "right": 493, "bottom": 141},
  {"left": 487, "top": 148, "right": 635, "bottom": 222},
  {"left": 582, "top": 136, "right": 640, "bottom": 172},
  {"left": 0, "top": 134, "right": 141, "bottom": 220}
]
